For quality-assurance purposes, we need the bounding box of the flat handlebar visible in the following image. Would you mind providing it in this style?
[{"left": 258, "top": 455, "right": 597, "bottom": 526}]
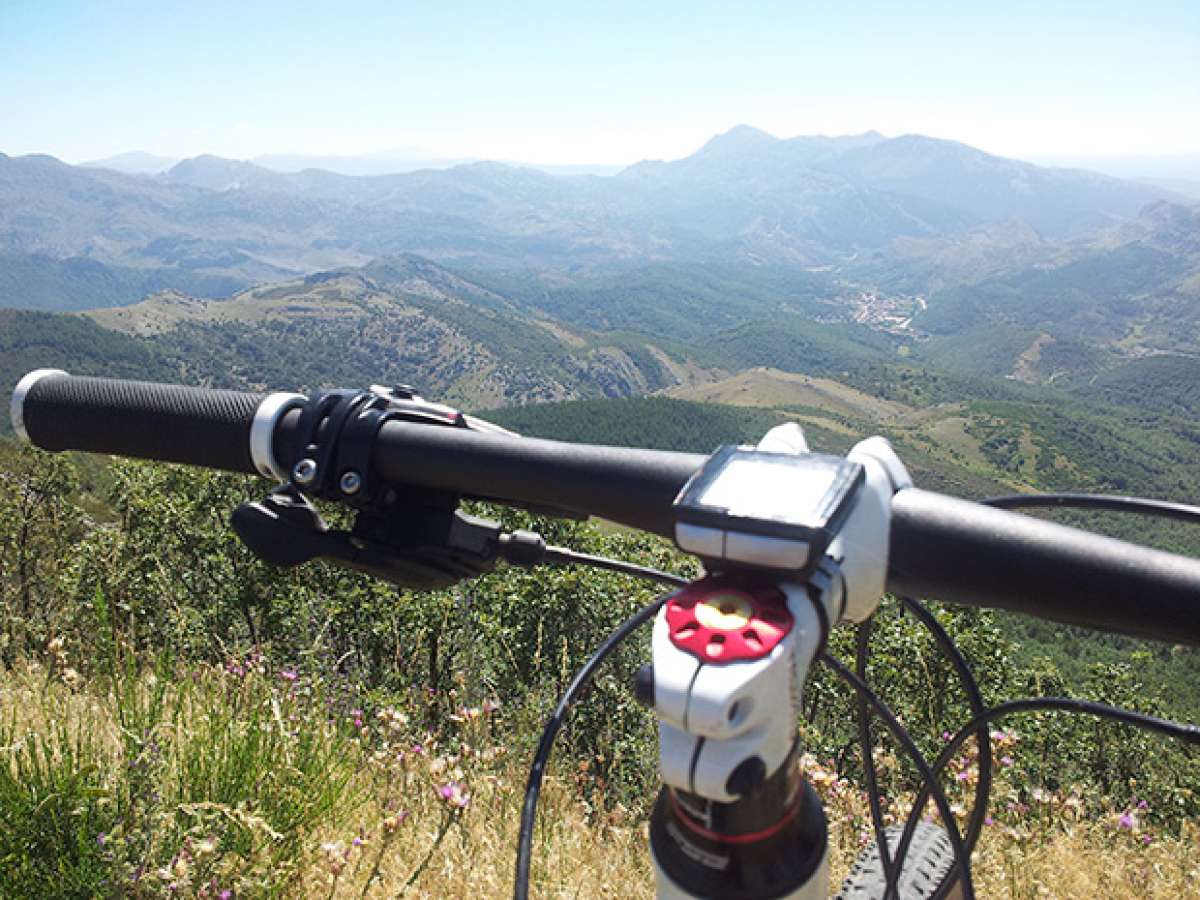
[{"left": 14, "top": 372, "right": 1200, "bottom": 646}]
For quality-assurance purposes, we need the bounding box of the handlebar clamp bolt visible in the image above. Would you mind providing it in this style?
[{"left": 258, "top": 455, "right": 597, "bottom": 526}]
[
  {"left": 339, "top": 470, "right": 363, "bottom": 495},
  {"left": 292, "top": 458, "right": 318, "bottom": 487}
]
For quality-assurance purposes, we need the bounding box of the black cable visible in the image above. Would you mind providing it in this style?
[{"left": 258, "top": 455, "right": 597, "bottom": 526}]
[
  {"left": 513, "top": 591, "right": 673, "bottom": 900},
  {"left": 932, "top": 697, "right": 1200, "bottom": 788},
  {"left": 518, "top": 491, "right": 1199, "bottom": 900},
  {"left": 821, "top": 652, "right": 976, "bottom": 900},
  {"left": 982, "top": 492, "right": 1200, "bottom": 525},
  {"left": 854, "top": 619, "right": 899, "bottom": 900},
  {"left": 851, "top": 600, "right": 993, "bottom": 900},
  {"left": 894, "top": 597, "right": 992, "bottom": 900},
  {"left": 854, "top": 492, "right": 1200, "bottom": 896},
  {"left": 541, "top": 545, "right": 689, "bottom": 587}
]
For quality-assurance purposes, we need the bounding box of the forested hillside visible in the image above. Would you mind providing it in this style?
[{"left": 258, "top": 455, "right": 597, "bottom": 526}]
[{"left": 0, "top": 309, "right": 177, "bottom": 394}]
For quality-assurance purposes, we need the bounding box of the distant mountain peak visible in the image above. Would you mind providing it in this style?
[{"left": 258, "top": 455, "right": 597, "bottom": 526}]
[
  {"left": 168, "top": 154, "right": 256, "bottom": 174},
  {"left": 695, "top": 125, "right": 780, "bottom": 156},
  {"left": 165, "top": 155, "right": 287, "bottom": 192},
  {"left": 81, "top": 151, "right": 179, "bottom": 175}
]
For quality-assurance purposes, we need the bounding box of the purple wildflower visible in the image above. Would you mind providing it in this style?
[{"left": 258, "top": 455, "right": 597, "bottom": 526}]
[
  {"left": 1118, "top": 812, "right": 1135, "bottom": 829},
  {"left": 436, "top": 781, "right": 471, "bottom": 809}
]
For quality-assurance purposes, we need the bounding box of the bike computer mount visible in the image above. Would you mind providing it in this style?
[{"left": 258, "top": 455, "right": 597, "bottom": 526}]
[{"left": 673, "top": 445, "right": 865, "bottom": 577}]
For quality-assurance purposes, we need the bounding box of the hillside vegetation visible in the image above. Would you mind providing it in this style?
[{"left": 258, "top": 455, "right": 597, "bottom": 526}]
[{"left": 1, "top": 442, "right": 1197, "bottom": 897}]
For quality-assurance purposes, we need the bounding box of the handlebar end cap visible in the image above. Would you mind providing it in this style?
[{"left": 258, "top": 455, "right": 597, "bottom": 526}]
[{"left": 10, "top": 369, "right": 69, "bottom": 444}]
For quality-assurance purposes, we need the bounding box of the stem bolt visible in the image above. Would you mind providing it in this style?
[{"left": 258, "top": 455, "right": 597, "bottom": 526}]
[
  {"left": 292, "top": 458, "right": 317, "bottom": 486},
  {"left": 340, "top": 470, "right": 363, "bottom": 495}
]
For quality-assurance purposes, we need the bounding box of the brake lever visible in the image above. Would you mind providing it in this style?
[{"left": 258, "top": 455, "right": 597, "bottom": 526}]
[{"left": 232, "top": 487, "right": 505, "bottom": 589}]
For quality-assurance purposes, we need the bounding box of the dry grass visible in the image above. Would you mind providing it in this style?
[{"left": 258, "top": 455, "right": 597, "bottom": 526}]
[
  {"left": 3, "top": 663, "right": 1198, "bottom": 899},
  {"left": 305, "top": 783, "right": 1200, "bottom": 899},
  {"left": 306, "top": 774, "right": 653, "bottom": 899}
]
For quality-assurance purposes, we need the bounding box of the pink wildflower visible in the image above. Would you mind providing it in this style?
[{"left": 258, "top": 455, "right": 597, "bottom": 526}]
[
  {"left": 279, "top": 669, "right": 298, "bottom": 682},
  {"left": 436, "top": 781, "right": 471, "bottom": 809}
]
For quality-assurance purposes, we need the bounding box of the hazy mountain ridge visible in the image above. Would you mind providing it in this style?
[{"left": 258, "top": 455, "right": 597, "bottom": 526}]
[
  {"left": 6, "top": 131, "right": 1196, "bottom": 408},
  {"left": 80, "top": 151, "right": 180, "bottom": 174},
  {"left": 917, "top": 201, "right": 1200, "bottom": 359},
  {"left": 618, "top": 128, "right": 1167, "bottom": 241},
  {"left": 0, "top": 129, "right": 1176, "bottom": 304}
]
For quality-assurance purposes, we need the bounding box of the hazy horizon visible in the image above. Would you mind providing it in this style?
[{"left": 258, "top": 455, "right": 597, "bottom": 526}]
[
  {"left": 45, "top": 129, "right": 1200, "bottom": 186},
  {"left": 3, "top": 0, "right": 1197, "bottom": 171}
]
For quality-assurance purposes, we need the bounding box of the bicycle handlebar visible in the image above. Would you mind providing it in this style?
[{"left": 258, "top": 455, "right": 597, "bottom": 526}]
[{"left": 14, "top": 371, "right": 1200, "bottom": 646}]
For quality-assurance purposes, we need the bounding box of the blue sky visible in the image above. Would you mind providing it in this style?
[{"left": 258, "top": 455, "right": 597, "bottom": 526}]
[{"left": 2, "top": 0, "right": 1197, "bottom": 165}]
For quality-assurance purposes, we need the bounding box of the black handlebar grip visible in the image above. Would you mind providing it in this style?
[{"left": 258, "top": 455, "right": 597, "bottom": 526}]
[{"left": 13, "top": 371, "right": 266, "bottom": 474}]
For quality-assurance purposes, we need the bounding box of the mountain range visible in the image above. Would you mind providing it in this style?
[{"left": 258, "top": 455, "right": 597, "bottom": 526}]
[
  {"left": 4, "top": 125, "right": 1199, "bottom": 424},
  {"left": 81, "top": 150, "right": 625, "bottom": 178},
  {"left": 2, "top": 127, "right": 1177, "bottom": 307}
]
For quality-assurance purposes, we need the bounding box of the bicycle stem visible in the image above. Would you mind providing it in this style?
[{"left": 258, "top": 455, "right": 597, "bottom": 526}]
[
  {"left": 647, "top": 428, "right": 909, "bottom": 898},
  {"left": 647, "top": 568, "right": 841, "bottom": 898}
]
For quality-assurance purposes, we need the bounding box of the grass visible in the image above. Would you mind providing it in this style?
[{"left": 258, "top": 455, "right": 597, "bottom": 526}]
[{"left": 2, "top": 659, "right": 1198, "bottom": 898}]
